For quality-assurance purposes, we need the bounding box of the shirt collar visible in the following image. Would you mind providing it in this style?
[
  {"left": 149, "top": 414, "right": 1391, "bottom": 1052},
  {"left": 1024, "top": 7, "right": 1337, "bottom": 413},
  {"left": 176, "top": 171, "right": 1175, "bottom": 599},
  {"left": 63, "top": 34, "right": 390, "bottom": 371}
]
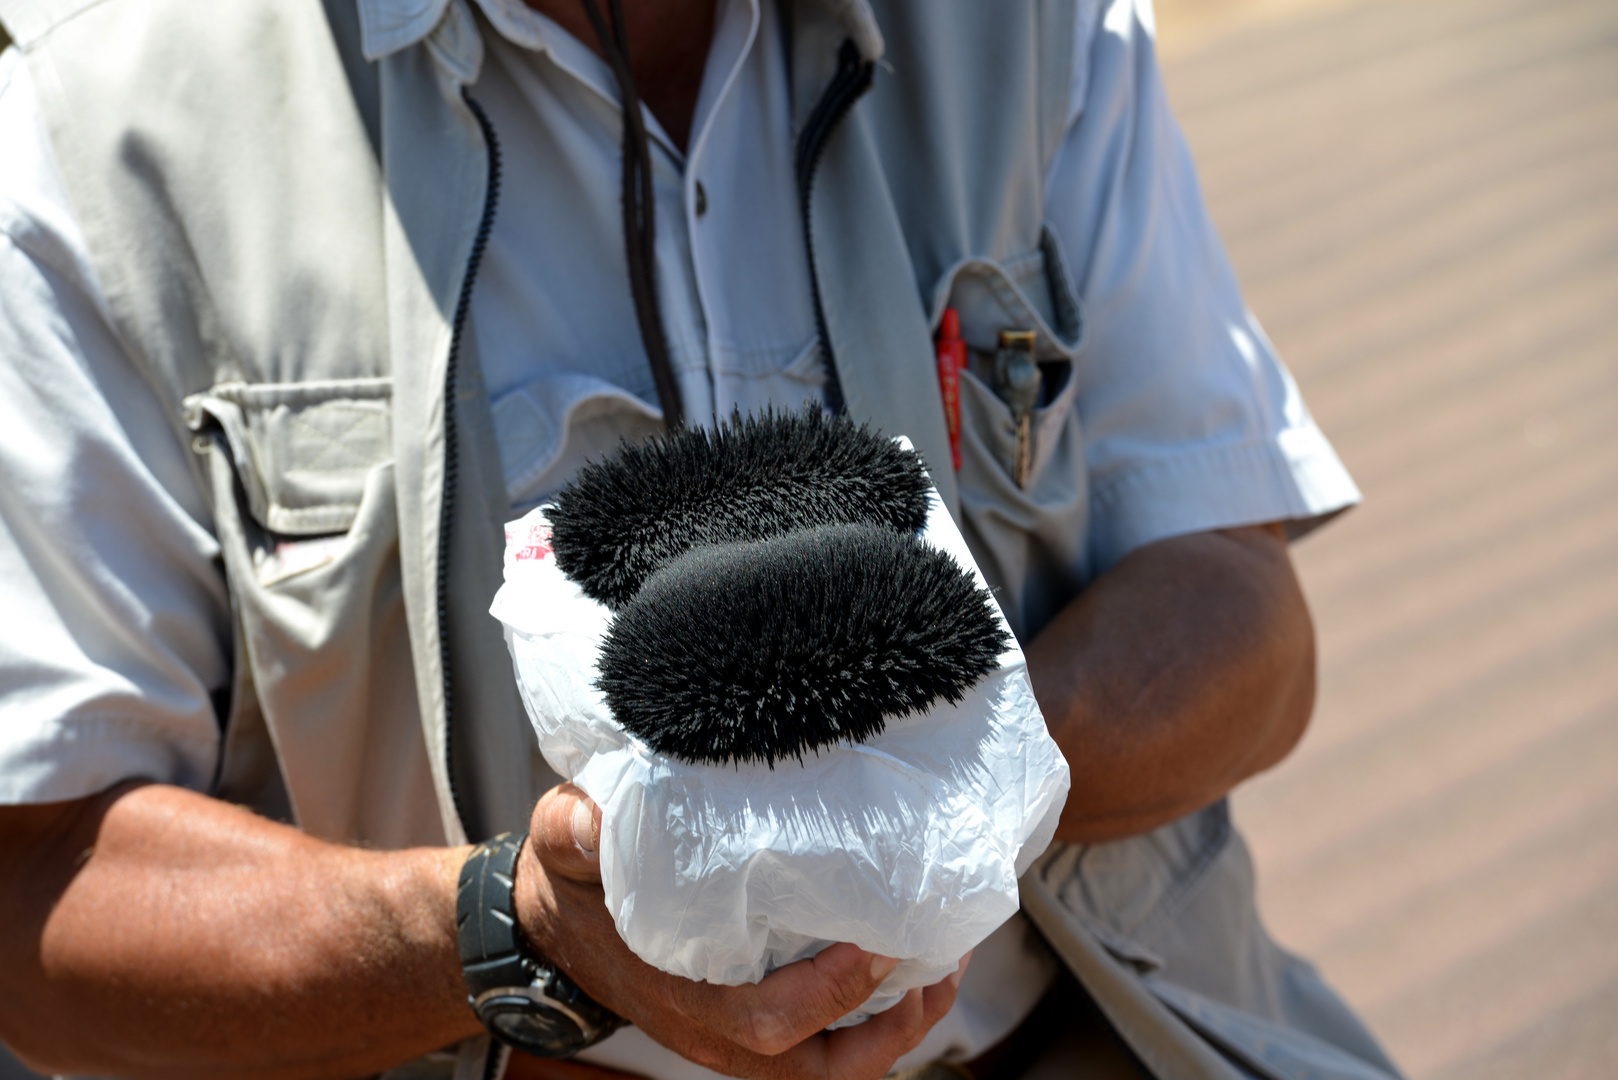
[{"left": 356, "top": 0, "right": 454, "bottom": 62}]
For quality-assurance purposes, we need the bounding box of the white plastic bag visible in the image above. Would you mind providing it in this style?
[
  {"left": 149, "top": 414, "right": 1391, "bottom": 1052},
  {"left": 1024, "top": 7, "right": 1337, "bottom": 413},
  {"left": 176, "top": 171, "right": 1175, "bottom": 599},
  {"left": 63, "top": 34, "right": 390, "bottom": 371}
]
[{"left": 490, "top": 459, "right": 1070, "bottom": 1023}]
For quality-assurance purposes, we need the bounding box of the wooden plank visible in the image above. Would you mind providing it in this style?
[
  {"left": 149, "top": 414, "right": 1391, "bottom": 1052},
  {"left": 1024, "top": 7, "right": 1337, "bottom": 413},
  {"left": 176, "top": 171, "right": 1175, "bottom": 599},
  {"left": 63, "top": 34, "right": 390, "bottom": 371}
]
[{"left": 1159, "top": 0, "right": 1618, "bottom": 1076}]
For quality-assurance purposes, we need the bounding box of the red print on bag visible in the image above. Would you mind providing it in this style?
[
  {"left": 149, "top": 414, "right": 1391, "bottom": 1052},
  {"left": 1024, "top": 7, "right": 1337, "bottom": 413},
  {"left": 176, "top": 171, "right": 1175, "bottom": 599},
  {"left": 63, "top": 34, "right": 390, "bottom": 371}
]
[{"left": 509, "top": 522, "right": 554, "bottom": 562}]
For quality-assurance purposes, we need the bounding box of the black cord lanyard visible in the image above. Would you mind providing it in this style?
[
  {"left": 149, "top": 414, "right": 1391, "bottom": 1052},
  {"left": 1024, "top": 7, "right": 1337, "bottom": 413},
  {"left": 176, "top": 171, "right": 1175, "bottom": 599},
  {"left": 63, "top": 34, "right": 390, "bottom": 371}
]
[{"left": 576, "top": 0, "right": 684, "bottom": 429}]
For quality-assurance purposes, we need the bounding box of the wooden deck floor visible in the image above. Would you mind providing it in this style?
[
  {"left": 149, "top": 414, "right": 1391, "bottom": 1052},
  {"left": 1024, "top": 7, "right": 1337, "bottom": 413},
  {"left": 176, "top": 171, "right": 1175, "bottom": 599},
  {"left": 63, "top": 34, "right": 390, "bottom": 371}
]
[{"left": 1157, "top": 0, "right": 1618, "bottom": 1076}]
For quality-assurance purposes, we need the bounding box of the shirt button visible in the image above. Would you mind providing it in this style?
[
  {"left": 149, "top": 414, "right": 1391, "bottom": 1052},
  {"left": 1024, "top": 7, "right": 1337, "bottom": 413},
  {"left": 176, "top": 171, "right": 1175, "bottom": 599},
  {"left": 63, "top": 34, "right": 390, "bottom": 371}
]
[{"left": 695, "top": 180, "right": 708, "bottom": 218}]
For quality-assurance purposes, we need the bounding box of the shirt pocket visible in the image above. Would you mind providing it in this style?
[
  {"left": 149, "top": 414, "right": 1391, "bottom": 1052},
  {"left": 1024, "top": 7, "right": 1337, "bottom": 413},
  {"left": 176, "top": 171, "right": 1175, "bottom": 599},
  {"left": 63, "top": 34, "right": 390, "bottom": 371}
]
[
  {"left": 929, "top": 226, "right": 1090, "bottom": 643},
  {"left": 183, "top": 379, "right": 444, "bottom": 849}
]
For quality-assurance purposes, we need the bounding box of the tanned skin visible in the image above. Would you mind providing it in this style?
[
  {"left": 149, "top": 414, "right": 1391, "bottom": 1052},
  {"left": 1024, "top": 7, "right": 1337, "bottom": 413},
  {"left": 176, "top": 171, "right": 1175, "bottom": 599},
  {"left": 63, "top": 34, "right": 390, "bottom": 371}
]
[
  {"left": 1032, "top": 522, "right": 1316, "bottom": 843},
  {"left": 0, "top": 522, "right": 1313, "bottom": 1077},
  {"left": 0, "top": 1, "right": 1320, "bottom": 1075}
]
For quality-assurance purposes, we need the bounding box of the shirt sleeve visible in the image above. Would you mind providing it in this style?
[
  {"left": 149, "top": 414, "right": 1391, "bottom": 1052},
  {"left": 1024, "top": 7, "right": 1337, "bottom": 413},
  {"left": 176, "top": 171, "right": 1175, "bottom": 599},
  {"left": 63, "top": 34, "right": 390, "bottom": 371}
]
[
  {"left": 1046, "top": 0, "right": 1360, "bottom": 577},
  {"left": 0, "top": 48, "right": 230, "bottom": 803}
]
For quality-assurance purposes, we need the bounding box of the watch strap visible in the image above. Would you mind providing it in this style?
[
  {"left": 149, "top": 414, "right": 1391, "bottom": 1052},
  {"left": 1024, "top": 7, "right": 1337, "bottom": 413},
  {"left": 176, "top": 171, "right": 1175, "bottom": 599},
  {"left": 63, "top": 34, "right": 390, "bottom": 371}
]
[
  {"left": 457, "top": 832, "right": 531, "bottom": 998},
  {"left": 456, "top": 831, "right": 625, "bottom": 1057}
]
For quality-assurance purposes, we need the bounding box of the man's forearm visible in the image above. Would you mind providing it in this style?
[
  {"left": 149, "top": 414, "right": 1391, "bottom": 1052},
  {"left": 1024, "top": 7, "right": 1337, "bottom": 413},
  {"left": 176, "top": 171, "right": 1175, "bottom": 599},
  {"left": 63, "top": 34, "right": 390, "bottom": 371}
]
[
  {"left": 0, "top": 782, "right": 479, "bottom": 1080},
  {"left": 1026, "top": 523, "right": 1316, "bottom": 844}
]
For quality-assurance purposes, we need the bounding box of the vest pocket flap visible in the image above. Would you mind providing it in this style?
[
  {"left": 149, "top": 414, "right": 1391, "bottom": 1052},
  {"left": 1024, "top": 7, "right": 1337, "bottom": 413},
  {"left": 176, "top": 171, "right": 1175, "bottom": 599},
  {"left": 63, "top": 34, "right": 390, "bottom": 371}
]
[{"left": 184, "top": 378, "right": 393, "bottom": 535}]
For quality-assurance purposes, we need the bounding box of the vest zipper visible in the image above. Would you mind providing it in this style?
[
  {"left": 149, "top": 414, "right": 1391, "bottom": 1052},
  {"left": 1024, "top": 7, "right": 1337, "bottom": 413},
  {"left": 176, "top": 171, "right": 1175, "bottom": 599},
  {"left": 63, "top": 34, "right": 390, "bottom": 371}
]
[
  {"left": 795, "top": 39, "right": 876, "bottom": 416},
  {"left": 441, "top": 87, "right": 503, "bottom": 841}
]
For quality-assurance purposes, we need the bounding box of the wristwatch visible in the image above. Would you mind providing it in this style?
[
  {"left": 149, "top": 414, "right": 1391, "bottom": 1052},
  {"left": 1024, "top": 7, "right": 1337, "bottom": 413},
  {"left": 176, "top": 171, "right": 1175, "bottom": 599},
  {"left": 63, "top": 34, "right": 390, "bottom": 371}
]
[{"left": 457, "top": 831, "right": 625, "bottom": 1057}]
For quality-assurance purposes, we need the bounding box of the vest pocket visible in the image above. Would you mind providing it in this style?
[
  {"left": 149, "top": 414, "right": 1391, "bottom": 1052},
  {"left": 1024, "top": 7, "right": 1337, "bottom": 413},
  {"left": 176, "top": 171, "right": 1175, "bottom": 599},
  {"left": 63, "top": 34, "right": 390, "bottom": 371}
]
[
  {"left": 184, "top": 380, "right": 444, "bottom": 849},
  {"left": 185, "top": 378, "right": 393, "bottom": 537}
]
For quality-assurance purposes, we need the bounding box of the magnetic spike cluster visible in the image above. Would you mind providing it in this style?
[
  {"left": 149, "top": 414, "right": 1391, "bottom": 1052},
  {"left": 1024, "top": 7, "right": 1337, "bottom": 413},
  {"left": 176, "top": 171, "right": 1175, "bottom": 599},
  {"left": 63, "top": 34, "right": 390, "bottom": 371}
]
[
  {"left": 596, "top": 525, "right": 1011, "bottom": 767},
  {"left": 546, "top": 408, "right": 933, "bottom": 609},
  {"left": 547, "top": 408, "right": 1008, "bottom": 768}
]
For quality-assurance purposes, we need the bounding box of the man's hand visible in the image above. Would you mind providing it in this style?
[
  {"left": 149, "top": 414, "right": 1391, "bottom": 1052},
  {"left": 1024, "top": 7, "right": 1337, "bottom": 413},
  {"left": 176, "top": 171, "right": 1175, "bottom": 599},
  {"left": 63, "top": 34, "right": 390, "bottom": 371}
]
[
  {"left": 519, "top": 785, "right": 966, "bottom": 1080},
  {"left": 1027, "top": 522, "right": 1318, "bottom": 843}
]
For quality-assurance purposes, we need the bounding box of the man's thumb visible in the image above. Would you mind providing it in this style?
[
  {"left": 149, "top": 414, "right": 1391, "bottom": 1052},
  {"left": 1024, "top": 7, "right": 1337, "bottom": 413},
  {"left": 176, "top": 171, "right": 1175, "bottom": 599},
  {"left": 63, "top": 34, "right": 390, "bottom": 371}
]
[{"left": 529, "top": 782, "right": 604, "bottom": 884}]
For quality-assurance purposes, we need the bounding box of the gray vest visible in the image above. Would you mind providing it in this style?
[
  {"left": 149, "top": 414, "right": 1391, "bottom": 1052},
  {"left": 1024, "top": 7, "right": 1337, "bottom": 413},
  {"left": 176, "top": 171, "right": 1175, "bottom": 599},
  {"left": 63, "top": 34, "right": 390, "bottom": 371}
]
[{"left": 1, "top": 1, "right": 1401, "bottom": 1076}]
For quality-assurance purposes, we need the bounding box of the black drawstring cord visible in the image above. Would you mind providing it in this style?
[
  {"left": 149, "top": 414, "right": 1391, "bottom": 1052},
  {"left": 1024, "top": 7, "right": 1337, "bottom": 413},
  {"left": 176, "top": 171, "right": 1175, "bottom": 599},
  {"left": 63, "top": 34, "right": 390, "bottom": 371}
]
[{"left": 577, "top": 0, "right": 685, "bottom": 429}]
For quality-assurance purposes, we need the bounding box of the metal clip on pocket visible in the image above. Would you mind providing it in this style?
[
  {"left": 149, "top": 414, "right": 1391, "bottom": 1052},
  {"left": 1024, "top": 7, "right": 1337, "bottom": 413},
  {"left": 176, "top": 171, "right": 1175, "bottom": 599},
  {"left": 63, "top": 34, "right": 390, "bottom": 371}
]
[{"left": 994, "top": 330, "right": 1042, "bottom": 489}]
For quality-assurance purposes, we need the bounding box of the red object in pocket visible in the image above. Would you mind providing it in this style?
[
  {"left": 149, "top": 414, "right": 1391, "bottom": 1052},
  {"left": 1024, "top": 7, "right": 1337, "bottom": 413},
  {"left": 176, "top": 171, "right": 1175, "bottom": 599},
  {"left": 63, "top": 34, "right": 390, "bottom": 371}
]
[{"left": 936, "top": 307, "right": 965, "bottom": 471}]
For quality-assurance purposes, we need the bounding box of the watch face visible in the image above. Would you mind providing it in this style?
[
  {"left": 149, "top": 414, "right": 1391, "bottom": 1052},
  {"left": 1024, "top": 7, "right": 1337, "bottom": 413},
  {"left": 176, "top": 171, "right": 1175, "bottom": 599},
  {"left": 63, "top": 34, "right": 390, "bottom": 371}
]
[{"left": 475, "top": 988, "right": 594, "bottom": 1058}]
